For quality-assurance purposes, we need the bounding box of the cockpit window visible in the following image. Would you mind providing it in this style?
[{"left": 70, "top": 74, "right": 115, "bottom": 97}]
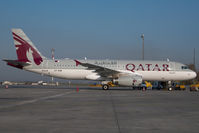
[{"left": 181, "top": 66, "right": 188, "bottom": 69}]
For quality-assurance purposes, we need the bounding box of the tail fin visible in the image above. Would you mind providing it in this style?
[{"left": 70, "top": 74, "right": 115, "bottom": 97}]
[{"left": 12, "top": 29, "right": 44, "bottom": 65}]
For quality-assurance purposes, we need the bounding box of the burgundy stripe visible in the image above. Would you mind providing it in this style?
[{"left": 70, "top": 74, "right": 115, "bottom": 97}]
[
  {"left": 12, "top": 32, "right": 26, "bottom": 42},
  {"left": 13, "top": 37, "right": 26, "bottom": 45}
]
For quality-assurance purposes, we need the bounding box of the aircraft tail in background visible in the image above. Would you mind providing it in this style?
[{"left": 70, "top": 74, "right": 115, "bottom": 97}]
[{"left": 11, "top": 29, "right": 44, "bottom": 65}]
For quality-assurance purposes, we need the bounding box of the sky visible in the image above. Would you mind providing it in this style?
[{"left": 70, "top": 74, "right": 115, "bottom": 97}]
[{"left": 0, "top": 0, "right": 199, "bottom": 81}]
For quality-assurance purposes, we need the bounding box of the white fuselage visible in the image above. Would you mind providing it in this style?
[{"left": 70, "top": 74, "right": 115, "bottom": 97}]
[{"left": 24, "top": 59, "right": 196, "bottom": 81}]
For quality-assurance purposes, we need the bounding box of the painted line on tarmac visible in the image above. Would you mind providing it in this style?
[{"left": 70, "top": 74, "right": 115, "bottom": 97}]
[
  {"left": 108, "top": 91, "right": 121, "bottom": 133},
  {"left": 0, "top": 91, "right": 74, "bottom": 109}
]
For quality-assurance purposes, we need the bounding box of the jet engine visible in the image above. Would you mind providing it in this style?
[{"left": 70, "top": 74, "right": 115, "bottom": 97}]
[{"left": 113, "top": 74, "right": 142, "bottom": 86}]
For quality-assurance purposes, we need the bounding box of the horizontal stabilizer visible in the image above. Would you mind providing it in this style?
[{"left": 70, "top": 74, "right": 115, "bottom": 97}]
[{"left": 3, "top": 59, "right": 31, "bottom": 69}]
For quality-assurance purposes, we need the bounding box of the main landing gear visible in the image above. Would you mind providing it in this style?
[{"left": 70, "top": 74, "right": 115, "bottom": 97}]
[
  {"left": 101, "top": 81, "right": 110, "bottom": 90},
  {"left": 102, "top": 84, "right": 109, "bottom": 90}
]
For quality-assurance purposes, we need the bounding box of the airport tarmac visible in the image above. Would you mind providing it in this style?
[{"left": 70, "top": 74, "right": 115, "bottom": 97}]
[{"left": 0, "top": 86, "right": 199, "bottom": 133}]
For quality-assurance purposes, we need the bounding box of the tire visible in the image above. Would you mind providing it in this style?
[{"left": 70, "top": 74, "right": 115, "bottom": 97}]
[{"left": 102, "top": 84, "right": 109, "bottom": 90}]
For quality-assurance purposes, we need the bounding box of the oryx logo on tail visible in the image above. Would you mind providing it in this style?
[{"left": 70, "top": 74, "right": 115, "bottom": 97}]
[{"left": 12, "top": 29, "right": 43, "bottom": 65}]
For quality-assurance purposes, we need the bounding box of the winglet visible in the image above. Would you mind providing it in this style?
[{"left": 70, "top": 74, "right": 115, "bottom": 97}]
[{"left": 74, "top": 60, "right": 81, "bottom": 66}]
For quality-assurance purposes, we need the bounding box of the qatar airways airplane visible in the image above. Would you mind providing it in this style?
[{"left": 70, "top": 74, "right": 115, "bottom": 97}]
[{"left": 3, "top": 29, "right": 196, "bottom": 90}]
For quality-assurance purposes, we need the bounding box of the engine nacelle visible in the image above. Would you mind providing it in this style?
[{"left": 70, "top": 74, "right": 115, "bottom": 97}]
[{"left": 113, "top": 74, "right": 142, "bottom": 86}]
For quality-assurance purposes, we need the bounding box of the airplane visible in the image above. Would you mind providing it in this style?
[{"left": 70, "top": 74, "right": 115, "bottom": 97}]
[{"left": 3, "top": 29, "right": 197, "bottom": 90}]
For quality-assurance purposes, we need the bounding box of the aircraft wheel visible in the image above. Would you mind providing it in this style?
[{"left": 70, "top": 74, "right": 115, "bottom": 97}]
[
  {"left": 102, "top": 84, "right": 109, "bottom": 90},
  {"left": 168, "top": 87, "right": 172, "bottom": 91}
]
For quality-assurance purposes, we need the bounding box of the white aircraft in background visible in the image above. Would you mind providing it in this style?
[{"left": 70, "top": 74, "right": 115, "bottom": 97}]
[{"left": 3, "top": 29, "right": 196, "bottom": 90}]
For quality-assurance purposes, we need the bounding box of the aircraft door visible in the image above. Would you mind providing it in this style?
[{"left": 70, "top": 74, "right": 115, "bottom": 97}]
[{"left": 169, "top": 62, "right": 176, "bottom": 74}]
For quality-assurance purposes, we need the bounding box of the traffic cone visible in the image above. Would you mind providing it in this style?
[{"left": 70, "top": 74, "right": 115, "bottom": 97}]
[{"left": 76, "top": 87, "right": 79, "bottom": 92}]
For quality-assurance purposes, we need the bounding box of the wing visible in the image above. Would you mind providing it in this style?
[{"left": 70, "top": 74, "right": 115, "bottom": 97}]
[{"left": 74, "top": 60, "right": 120, "bottom": 78}]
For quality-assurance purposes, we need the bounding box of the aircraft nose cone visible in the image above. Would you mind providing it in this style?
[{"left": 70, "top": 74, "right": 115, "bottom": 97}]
[{"left": 190, "top": 71, "right": 197, "bottom": 79}]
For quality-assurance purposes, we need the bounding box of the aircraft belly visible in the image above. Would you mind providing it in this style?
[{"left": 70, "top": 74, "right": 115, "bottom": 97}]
[
  {"left": 137, "top": 71, "right": 165, "bottom": 81},
  {"left": 27, "top": 69, "right": 93, "bottom": 80},
  {"left": 137, "top": 71, "right": 193, "bottom": 81},
  {"left": 52, "top": 69, "right": 93, "bottom": 79}
]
